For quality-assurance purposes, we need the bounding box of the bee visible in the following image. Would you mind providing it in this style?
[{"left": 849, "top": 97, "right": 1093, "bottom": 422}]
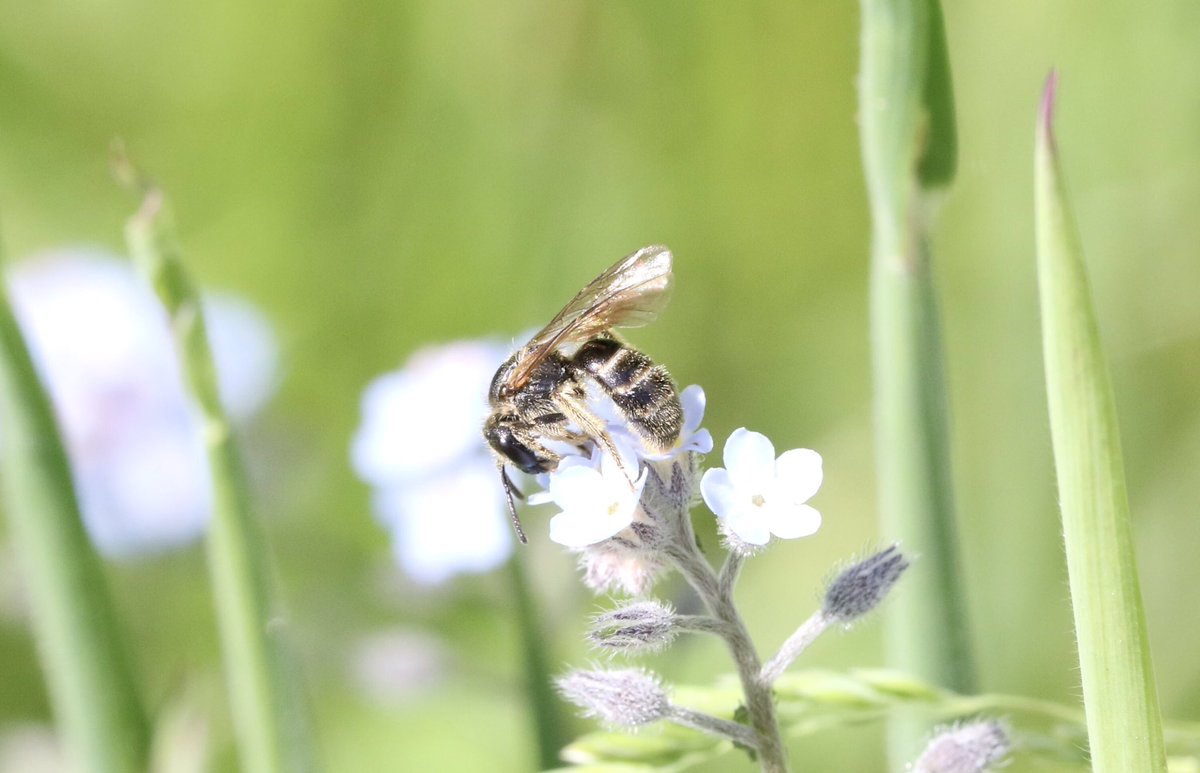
[{"left": 484, "top": 245, "right": 684, "bottom": 543}]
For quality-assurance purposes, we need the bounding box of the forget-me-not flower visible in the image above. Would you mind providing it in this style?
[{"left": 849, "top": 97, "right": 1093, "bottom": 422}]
[
  {"left": 700, "top": 428, "right": 823, "bottom": 547},
  {"left": 540, "top": 442, "right": 648, "bottom": 548},
  {"left": 351, "top": 339, "right": 514, "bottom": 584}
]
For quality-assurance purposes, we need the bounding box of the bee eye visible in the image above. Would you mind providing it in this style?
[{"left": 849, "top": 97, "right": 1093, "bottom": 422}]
[{"left": 495, "top": 431, "right": 545, "bottom": 474}]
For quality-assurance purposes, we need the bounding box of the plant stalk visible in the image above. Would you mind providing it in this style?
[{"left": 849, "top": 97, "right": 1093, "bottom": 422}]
[
  {"left": 0, "top": 275, "right": 149, "bottom": 773},
  {"left": 507, "top": 546, "right": 569, "bottom": 769},
  {"left": 662, "top": 462, "right": 787, "bottom": 773},
  {"left": 121, "top": 174, "right": 317, "bottom": 773},
  {"left": 857, "top": 0, "right": 973, "bottom": 764}
]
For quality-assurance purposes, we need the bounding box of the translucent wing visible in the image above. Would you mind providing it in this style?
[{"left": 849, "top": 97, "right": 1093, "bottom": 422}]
[{"left": 507, "top": 245, "right": 673, "bottom": 390}]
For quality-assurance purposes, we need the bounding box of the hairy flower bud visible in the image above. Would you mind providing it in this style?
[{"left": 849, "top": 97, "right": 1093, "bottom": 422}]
[
  {"left": 911, "top": 720, "right": 1010, "bottom": 773},
  {"left": 590, "top": 600, "right": 679, "bottom": 654},
  {"left": 823, "top": 544, "right": 909, "bottom": 623},
  {"left": 556, "top": 668, "right": 669, "bottom": 728}
]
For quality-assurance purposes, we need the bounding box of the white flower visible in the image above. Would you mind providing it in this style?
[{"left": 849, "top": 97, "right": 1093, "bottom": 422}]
[
  {"left": 351, "top": 340, "right": 516, "bottom": 583},
  {"left": 352, "top": 341, "right": 503, "bottom": 483},
  {"left": 700, "top": 428, "right": 822, "bottom": 546},
  {"left": 543, "top": 443, "right": 648, "bottom": 548},
  {"left": 349, "top": 628, "right": 448, "bottom": 707},
  {"left": 4, "top": 250, "right": 278, "bottom": 557},
  {"left": 372, "top": 464, "right": 512, "bottom": 584}
]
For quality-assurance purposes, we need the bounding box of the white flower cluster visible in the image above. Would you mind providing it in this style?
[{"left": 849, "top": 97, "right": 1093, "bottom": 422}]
[
  {"left": 532, "top": 388, "right": 823, "bottom": 558},
  {"left": 4, "top": 249, "right": 278, "bottom": 557},
  {"left": 351, "top": 336, "right": 825, "bottom": 589}
]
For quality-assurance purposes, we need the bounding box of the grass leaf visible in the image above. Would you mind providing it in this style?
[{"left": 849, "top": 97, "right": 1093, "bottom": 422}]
[
  {"left": 1034, "top": 71, "right": 1168, "bottom": 773},
  {"left": 118, "top": 159, "right": 319, "bottom": 773},
  {"left": 0, "top": 272, "right": 149, "bottom": 772}
]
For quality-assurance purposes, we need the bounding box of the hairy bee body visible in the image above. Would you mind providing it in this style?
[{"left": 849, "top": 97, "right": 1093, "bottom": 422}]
[
  {"left": 485, "top": 339, "right": 682, "bottom": 476},
  {"left": 573, "top": 338, "right": 682, "bottom": 454},
  {"left": 482, "top": 244, "right": 681, "bottom": 543}
]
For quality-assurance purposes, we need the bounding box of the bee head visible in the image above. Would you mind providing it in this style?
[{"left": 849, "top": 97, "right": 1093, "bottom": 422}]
[{"left": 483, "top": 413, "right": 551, "bottom": 475}]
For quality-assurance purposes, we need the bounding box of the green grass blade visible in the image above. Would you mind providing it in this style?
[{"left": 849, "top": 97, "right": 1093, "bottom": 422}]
[
  {"left": 1034, "top": 72, "right": 1167, "bottom": 773},
  {"left": 119, "top": 172, "right": 318, "bottom": 773},
  {"left": 857, "top": 0, "right": 974, "bottom": 765},
  {"left": 0, "top": 275, "right": 149, "bottom": 772},
  {"left": 508, "top": 548, "right": 570, "bottom": 769}
]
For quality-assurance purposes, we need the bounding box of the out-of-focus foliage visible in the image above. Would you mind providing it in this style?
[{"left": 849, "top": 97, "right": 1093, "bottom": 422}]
[{"left": 1, "top": 2, "right": 1198, "bottom": 771}]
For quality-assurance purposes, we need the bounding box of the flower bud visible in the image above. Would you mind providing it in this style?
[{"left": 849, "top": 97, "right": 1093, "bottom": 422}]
[
  {"left": 579, "top": 543, "right": 667, "bottom": 597},
  {"left": 590, "top": 600, "right": 679, "bottom": 654},
  {"left": 911, "top": 720, "right": 1010, "bottom": 773},
  {"left": 823, "top": 544, "right": 909, "bottom": 623},
  {"left": 556, "top": 668, "right": 669, "bottom": 728}
]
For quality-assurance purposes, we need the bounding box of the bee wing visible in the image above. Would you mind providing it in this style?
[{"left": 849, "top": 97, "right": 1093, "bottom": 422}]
[{"left": 508, "top": 245, "right": 673, "bottom": 389}]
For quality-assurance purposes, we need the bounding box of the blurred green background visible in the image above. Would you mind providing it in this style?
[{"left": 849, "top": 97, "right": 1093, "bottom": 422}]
[{"left": 2, "top": 2, "right": 1199, "bottom": 771}]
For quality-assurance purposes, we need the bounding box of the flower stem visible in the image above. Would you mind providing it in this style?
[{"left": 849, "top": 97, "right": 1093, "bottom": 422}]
[
  {"left": 120, "top": 169, "right": 317, "bottom": 773},
  {"left": 666, "top": 511, "right": 788, "bottom": 772},
  {"left": 667, "top": 705, "right": 761, "bottom": 750},
  {"left": 759, "top": 612, "right": 830, "bottom": 686},
  {"left": 507, "top": 547, "right": 569, "bottom": 769},
  {"left": 717, "top": 549, "right": 745, "bottom": 601},
  {"left": 857, "top": 0, "right": 974, "bottom": 763},
  {"left": 675, "top": 614, "right": 738, "bottom": 639}
]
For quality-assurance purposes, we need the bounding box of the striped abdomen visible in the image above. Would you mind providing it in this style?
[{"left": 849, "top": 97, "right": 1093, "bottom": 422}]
[{"left": 573, "top": 337, "right": 682, "bottom": 453}]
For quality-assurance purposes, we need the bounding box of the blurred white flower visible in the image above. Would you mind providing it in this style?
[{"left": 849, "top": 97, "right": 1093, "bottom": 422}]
[
  {"left": 700, "top": 428, "right": 823, "bottom": 547},
  {"left": 372, "top": 463, "right": 512, "bottom": 584},
  {"left": 3, "top": 249, "right": 279, "bottom": 558},
  {"left": 0, "top": 724, "right": 63, "bottom": 773},
  {"left": 351, "top": 340, "right": 514, "bottom": 583},
  {"left": 543, "top": 442, "right": 647, "bottom": 548},
  {"left": 348, "top": 628, "right": 448, "bottom": 707}
]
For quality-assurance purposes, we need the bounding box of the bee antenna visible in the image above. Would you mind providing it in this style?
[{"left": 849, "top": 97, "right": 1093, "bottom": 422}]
[{"left": 499, "top": 465, "right": 529, "bottom": 544}]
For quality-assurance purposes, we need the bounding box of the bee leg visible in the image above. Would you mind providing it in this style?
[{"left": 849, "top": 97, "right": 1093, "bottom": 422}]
[
  {"left": 556, "top": 393, "right": 639, "bottom": 487},
  {"left": 498, "top": 464, "right": 529, "bottom": 544}
]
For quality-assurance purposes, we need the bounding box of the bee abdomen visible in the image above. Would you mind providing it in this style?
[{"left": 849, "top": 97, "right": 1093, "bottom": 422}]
[{"left": 575, "top": 338, "right": 683, "bottom": 453}]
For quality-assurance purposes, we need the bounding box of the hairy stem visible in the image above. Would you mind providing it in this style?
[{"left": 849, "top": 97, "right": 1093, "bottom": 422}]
[
  {"left": 759, "top": 612, "right": 830, "bottom": 686},
  {"left": 675, "top": 614, "right": 739, "bottom": 639},
  {"left": 667, "top": 705, "right": 761, "bottom": 750},
  {"left": 666, "top": 509, "right": 788, "bottom": 772}
]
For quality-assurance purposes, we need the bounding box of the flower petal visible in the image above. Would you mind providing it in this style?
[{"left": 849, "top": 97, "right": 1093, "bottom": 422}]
[
  {"left": 549, "top": 506, "right": 633, "bottom": 548},
  {"left": 722, "top": 428, "right": 775, "bottom": 492},
  {"left": 547, "top": 465, "right": 608, "bottom": 513},
  {"left": 685, "top": 428, "right": 714, "bottom": 455},
  {"left": 679, "top": 384, "right": 706, "bottom": 434},
  {"left": 773, "top": 448, "right": 823, "bottom": 504},
  {"left": 377, "top": 464, "right": 513, "bottom": 584},
  {"left": 766, "top": 503, "right": 821, "bottom": 540},
  {"left": 601, "top": 438, "right": 643, "bottom": 487},
  {"left": 724, "top": 505, "right": 771, "bottom": 546},
  {"left": 700, "top": 468, "right": 739, "bottom": 518}
]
